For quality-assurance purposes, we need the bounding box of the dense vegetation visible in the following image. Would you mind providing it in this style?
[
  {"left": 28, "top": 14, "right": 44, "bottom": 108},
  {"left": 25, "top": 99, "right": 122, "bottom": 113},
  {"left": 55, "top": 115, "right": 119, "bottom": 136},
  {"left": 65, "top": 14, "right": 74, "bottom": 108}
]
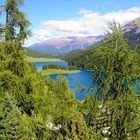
[
  {"left": 0, "top": 1, "right": 140, "bottom": 140},
  {"left": 64, "top": 49, "right": 93, "bottom": 69},
  {"left": 42, "top": 64, "right": 77, "bottom": 70},
  {"left": 0, "top": 1, "right": 88, "bottom": 139}
]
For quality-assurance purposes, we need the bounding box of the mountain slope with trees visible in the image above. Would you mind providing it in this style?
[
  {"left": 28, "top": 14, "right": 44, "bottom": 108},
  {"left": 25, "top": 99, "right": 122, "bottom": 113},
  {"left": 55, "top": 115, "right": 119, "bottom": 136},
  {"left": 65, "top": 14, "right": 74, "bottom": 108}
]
[{"left": 123, "top": 17, "right": 140, "bottom": 52}]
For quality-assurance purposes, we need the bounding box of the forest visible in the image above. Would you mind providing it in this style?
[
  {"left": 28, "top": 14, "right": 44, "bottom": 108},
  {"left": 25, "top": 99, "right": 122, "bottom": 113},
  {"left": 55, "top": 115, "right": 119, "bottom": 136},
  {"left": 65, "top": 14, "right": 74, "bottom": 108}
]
[{"left": 0, "top": 0, "right": 140, "bottom": 140}]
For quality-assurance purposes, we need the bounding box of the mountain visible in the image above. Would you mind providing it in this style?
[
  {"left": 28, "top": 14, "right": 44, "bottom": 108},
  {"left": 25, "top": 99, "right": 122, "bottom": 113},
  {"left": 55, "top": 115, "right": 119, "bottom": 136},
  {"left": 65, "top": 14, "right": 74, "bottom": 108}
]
[
  {"left": 122, "top": 17, "right": 140, "bottom": 52},
  {"left": 28, "top": 17, "right": 140, "bottom": 54},
  {"left": 122, "top": 17, "right": 140, "bottom": 36},
  {"left": 28, "top": 36, "right": 104, "bottom": 54}
]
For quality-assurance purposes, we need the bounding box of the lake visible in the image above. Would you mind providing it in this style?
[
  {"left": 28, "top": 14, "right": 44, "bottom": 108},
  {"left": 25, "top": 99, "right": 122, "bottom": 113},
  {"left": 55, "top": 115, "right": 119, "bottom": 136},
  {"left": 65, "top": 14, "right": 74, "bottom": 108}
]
[
  {"left": 33, "top": 61, "right": 140, "bottom": 100},
  {"left": 32, "top": 61, "right": 95, "bottom": 100}
]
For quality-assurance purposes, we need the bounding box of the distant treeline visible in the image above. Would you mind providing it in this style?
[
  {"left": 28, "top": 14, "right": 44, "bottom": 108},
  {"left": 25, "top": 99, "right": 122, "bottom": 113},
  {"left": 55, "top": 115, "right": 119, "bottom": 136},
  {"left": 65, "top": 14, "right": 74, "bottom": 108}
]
[
  {"left": 64, "top": 48, "right": 94, "bottom": 69},
  {"left": 24, "top": 47, "right": 64, "bottom": 58},
  {"left": 42, "top": 64, "right": 77, "bottom": 70}
]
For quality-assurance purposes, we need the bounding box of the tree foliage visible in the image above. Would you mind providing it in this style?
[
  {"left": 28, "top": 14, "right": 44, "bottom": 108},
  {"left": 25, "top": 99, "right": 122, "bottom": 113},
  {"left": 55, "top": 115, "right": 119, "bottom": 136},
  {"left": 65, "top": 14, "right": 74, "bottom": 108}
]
[
  {"left": 90, "top": 22, "right": 140, "bottom": 100},
  {"left": 83, "top": 22, "right": 140, "bottom": 140},
  {"left": 5, "top": 0, "right": 30, "bottom": 43}
]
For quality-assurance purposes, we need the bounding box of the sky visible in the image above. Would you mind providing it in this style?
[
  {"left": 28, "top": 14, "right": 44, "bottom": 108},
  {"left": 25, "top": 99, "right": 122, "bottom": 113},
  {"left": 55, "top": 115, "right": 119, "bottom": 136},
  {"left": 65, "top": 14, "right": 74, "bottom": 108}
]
[{"left": 1, "top": 0, "right": 140, "bottom": 46}]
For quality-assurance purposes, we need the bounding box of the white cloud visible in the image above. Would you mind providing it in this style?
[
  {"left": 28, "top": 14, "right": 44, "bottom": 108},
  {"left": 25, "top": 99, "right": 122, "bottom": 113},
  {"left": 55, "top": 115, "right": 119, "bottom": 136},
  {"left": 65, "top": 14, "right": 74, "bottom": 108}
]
[
  {"left": 24, "top": 7, "right": 140, "bottom": 47},
  {"left": 78, "top": 9, "right": 92, "bottom": 15}
]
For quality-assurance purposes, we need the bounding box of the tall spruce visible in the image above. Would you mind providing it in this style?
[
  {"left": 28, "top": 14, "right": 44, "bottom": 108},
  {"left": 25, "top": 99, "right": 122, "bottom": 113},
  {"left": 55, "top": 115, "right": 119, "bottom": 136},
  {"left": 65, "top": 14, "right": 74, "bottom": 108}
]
[
  {"left": 91, "top": 21, "right": 139, "bottom": 100},
  {"left": 89, "top": 21, "right": 140, "bottom": 139},
  {"left": 5, "top": 0, "right": 30, "bottom": 43}
]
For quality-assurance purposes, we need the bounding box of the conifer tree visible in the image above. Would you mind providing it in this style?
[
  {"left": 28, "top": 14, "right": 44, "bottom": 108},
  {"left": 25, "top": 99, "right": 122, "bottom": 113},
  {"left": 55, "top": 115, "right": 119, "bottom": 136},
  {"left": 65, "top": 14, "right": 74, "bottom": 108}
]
[
  {"left": 91, "top": 21, "right": 139, "bottom": 100},
  {"left": 89, "top": 21, "right": 140, "bottom": 139},
  {"left": 0, "top": 92, "right": 32, "bottom": 139},
  {"left": 5, "top": 0, "right": 30, "bottom": 43}
]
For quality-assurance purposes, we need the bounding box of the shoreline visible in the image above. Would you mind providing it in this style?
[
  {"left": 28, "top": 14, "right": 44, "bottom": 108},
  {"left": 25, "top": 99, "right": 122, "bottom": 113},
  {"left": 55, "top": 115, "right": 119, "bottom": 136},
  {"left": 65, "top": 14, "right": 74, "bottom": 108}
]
[{"left": 40, "top": 69, "right": 80, "bottom": 75}]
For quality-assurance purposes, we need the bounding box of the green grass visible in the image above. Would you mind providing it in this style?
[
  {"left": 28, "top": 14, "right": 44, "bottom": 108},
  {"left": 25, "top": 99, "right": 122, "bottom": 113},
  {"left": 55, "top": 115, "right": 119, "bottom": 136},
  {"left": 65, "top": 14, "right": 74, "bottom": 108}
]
[
  {"left": 40, "top": 69, "right": 80, "bottom": 75},
  {"left": 27, "top": 57, "right": 61, "bottom": 62}
]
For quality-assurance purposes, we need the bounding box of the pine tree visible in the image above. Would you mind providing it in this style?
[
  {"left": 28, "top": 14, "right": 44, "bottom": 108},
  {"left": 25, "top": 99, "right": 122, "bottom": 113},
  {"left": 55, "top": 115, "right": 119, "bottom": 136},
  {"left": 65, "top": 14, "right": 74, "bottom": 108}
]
[
  {"left": 5, "top": 0, "right": 30, "bottom": 43},
  {"left": 91, "top": 21, "right": 139, "bottom": 100},
  {"left": 89, "top": 21, "right": 140, "bottom": 139},
  {"left": 0, "top": 92, "right": 32, "bottom": 139}
]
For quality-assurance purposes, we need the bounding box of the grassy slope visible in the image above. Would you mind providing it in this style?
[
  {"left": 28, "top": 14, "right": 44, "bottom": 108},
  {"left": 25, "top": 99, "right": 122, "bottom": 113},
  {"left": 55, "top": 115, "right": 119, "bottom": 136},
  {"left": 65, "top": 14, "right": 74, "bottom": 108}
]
[
  {"left": 27, "top": 57, "right": 61, "bottom": 62},
  {"left": 24, "top": 47, "right": 52, "bottom": 58},
  {"left": 24, "top": 47, "right": 65, "bottom": 59},
  {"left": 40, "top": 69, "right": 80, "bottom": 75}
]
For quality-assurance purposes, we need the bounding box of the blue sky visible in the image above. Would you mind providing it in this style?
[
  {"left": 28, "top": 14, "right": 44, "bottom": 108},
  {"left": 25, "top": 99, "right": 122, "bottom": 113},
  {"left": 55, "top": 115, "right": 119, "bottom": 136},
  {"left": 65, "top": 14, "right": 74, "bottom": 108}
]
[
  {"left": 1, "top": 0, "right": 140, "bottom": 46},
  {"left": 23, "top": 0, "right": 140, "bottom": 30}
]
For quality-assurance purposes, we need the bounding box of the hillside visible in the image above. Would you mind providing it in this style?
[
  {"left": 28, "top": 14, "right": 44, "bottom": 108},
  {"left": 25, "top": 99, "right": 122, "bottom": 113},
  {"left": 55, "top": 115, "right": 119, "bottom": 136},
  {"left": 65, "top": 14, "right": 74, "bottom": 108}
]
[
  {"left": 64, "top": 48, "right": 93, "bottom": 68},
  {"left": 24, "top": 47, "right": 61, "bottom": 58},
  {"left": 122, "top": 17, "right": 140, "bottom": 51},
  {"left": 123, "top": 17, "right": 140, "bottom": 35}
]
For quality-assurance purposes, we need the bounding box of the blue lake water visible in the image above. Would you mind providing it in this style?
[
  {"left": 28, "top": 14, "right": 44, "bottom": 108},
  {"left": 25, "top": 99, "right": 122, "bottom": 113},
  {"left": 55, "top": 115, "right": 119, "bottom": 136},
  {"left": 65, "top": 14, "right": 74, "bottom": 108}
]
[
  {"left": 33, "top": 61, "right": 95, "bottom": 100},
  {"left": 50, "top": 70, "right": 96, "bottom": 100},
  {"left": 33, "top": 61, "right": 140, "bottom": 100},
  {"left": 32, "top": 61, "right": 68, "bottom": 70}
]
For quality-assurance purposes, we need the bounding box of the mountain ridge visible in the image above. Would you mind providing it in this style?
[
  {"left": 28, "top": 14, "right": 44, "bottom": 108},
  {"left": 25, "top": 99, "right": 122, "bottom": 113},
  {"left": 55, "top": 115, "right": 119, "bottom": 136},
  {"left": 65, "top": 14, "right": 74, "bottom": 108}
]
[
  {"left": 28, "top": 17, "right": 140, "bottom": 54},
  {"left": 29, "top": 36, "right": 104, "bottom": 54}
]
